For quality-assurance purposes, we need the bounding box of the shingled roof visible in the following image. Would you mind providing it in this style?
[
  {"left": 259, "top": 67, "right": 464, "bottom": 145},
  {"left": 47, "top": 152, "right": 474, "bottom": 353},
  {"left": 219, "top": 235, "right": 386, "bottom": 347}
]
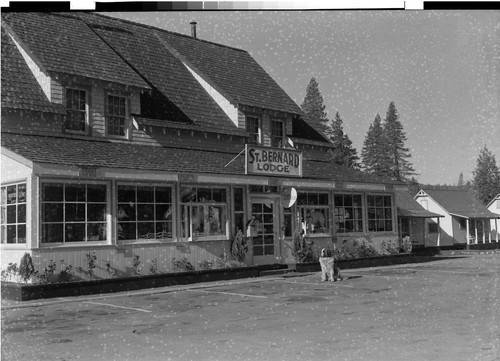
[
  {"left": 395, "top": 191, "right": 443, "bottom": 218},
  {"left": 1, "top": 28, "right": 65, "bottom": 114},
  {"left": 1, "top": 12, "right": 150, "bottom": 90},
  {"left": 422, "top": 189, "right": 500, "bottom": 219}
]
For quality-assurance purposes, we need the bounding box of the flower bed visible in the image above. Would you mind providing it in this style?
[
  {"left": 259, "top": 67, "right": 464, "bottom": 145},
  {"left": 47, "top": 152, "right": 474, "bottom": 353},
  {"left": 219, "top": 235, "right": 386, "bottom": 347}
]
[
  {"left": 294, "top": 252, "right": 444, "bottom": 273},
  {"left": 1, "top": 264, "right": 287, "bottom": 302}
]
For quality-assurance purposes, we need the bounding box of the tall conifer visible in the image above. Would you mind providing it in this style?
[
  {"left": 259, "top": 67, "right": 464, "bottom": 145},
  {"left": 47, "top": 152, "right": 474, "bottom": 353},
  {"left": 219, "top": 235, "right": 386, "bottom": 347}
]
[
  {"left": 472, "top": 146, "right": 500, "bottom": 205},
  {"left": 383, "top": 101, "right": 415, "bottom": 181},
  {"left": 328, "top": 112, "right": 359, "bottom": 168},
  {"left": 361, "top": 114, "right": 390, "bottom": 176},
  {"left": 300, "top": 77, "right": 330, "bottom": 137}
]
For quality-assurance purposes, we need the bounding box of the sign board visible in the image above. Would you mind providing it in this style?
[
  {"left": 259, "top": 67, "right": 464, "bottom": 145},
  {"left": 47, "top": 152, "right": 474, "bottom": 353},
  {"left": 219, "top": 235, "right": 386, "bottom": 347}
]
[
  {"left": 281, "top": 187, "right": 297, "bottom": 208},
  {"left": 245, "top": 145, "right": 302, "bottom": 177},
  {"left": 178, "top": 172, "right": 197, "bottom": 183}
]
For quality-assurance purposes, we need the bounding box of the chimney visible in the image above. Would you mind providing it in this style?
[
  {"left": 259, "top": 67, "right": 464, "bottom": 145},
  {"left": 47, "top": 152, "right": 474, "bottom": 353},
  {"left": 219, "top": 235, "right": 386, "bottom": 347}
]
[{"left": 190, "top": 21, "right": 197, "bottom": 39}]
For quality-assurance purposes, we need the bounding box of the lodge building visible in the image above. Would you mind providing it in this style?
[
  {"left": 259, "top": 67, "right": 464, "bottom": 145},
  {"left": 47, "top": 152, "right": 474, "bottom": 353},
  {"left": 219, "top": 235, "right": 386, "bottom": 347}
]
[{"left": 1, "top": 12, "right": 405, "bottom": 279}]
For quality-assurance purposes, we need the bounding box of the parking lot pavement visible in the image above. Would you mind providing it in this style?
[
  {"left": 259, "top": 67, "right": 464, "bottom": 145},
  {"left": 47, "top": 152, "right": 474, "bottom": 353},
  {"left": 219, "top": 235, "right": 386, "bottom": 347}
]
[{"left": 2, "top": 254, "right": 500, "bottom": 361}]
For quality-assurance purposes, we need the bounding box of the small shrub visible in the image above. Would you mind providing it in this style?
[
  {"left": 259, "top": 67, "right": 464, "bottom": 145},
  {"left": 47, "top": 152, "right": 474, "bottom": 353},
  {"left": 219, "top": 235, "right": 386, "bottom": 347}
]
[
  {"left": 292, "top": 230, "right": 314, "bottom": 263},
  {"left": 85, "top": 251, "right": 97, "bottom": 279},
  {"left": 58, "top": 260, "right": 73, "bottom": 283},
  {"left": 37, "top": 260, "right": 57, "bottom": 284},
  {"left": 19, "top": 253, "right": 37, "bottom": 283},
  {"left": 381, "top": 240, "right": 400, "bottom": 255},
  {"left": 231, "top": 230, "right": 248, "bottom": 263},
  {"left": 131, "top": 255, "right": 141, "bottom": 275},
  {"left": 199, "top": 260, "right": 214, "bottom": 270},
  {"left": 172, "top": 257, "right": 194, "bottom": 272},
  {"left": 1, "top": 262, "right": 19, "bottom": 282},
  {"left": 104, "top": 260, "right": 118, "bottom": 278},
  {"left": 149, "top": 258, "right": 159, "bottom": 275}
]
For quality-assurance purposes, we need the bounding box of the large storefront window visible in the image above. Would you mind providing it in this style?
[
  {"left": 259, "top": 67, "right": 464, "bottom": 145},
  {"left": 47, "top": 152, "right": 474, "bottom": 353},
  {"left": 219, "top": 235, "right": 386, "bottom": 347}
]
[
  {"left": 1, "top": 183, "right": 27, "bottom": 244},
  {"left": 334, "top": 194, "right": 363, "bottom": 233},
  {"left": 367, "top": 194, "right": 393, "bottom": 232},
  {"left": 117, "top": 185, "right": 173, "bottom": 240},
  {"left": 41, "top": 182, "right": 107, "bottom": 243},
  {"left": 297, "top": 192, "right": 330, "bottom": 235},
  {"left": 181, "top": 186, "right": 227, "bottom": 240}
]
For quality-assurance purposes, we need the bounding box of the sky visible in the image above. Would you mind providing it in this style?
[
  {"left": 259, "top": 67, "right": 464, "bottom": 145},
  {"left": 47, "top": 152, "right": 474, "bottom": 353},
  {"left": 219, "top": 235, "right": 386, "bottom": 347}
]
[{"left": 104, "top": 9, "right": 500, "bottom": 185}]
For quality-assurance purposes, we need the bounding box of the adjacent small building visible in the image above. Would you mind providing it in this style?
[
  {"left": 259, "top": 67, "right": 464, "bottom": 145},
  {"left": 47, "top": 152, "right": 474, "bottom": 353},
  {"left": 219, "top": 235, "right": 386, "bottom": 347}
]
[
  {"left": 1, "top": 12, "right": 405, "bottom": 280},
  {"left": 395, "top": 190, "right": 444, "bottom": 248},
  {"left": 486, "top": 194, "right": 500, "bottom": 241},
  {"left": 414, "top": 189, "right": 500, "bottom": 247}
]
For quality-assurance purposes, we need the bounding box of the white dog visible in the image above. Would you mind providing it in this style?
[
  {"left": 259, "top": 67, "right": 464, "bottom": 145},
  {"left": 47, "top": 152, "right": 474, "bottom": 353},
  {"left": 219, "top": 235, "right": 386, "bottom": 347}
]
[{"left": 319, "top": 248, "right": 344, "bottom": 282}]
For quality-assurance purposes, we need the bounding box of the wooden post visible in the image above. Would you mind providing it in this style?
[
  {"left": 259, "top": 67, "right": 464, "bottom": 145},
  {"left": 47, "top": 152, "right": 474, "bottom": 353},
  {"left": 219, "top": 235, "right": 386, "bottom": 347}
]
[
  {"left": 466, "top": 219, "right": 470, "bottom": 249},
  {"left": 437, "top": 217, "right": 441, "bottom": 247}
]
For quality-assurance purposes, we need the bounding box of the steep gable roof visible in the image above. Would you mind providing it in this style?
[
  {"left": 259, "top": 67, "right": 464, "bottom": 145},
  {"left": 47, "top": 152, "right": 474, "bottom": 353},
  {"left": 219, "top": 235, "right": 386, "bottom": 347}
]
[
  {"left": 422, "top": 189, "right": 499, "bottom": 219},
  {"left": 486, "top": 194, "right": 500, "bottom": 209},
  {"left": 77, "top": 13, "right": 238, "bottom": 133},
  {"left": 395, "top": 191, "right": 443, "bottom": 218},
  {"left": 1, "top": 12, "right": 149, "bottom": 89},
  {"left": 1, "top": 28, "right": 65, "bottom": 114}
]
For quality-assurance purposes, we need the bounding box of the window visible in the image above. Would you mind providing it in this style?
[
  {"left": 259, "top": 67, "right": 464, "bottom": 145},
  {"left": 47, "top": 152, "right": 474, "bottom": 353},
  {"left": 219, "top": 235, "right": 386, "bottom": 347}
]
[
  {"left": 297, "top": 192, "right": 330, "bottom": 235},
  {"left": 107, "top": 94, "right": 127, "bottom": 137},
  {"left": 334, "top": 194, "right": 363, "bottom": 233},
  {"left": 65, "top": 88, "right": 87, "bottom": 132},
  {"left": 41, "top": 182, "right": 107, "bottom": 243},
  {"left": 367, "top": 195, "right": 393, "bottom": 232},
  {"left": 458, "top": 218, "right": 467, "bottom": 230},
  {"left": 234, "top": 187, "right": 245, "bottom": 235},
  {"left": 1, "top": 183, "right": 27, "bottom": 244},
  {"left": 428, "top": 223, "right": 439, "bottom": 234},
  {"left": 246, "top": 116, "right": 260, "bottom": 144},
  {"left": 117, "top": 185, "right": 173, "bottom": 240},
  {"left": 180, "top": 186, "right": 228, "bottom": 240},
  {"left": 271, "top": 119, "right": 284, "bottom": 147}
]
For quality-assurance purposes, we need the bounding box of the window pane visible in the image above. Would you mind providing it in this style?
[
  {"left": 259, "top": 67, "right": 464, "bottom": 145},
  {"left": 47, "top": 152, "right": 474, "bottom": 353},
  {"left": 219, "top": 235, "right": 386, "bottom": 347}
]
[
  {"left": 155, "top": 187, "right": 172, "bottom": 203},
  {"left": 118, "top": 186, "right": 135, "bottom": 203},
  {"left": 7, "top": 205, "right": 16, "bottom": 224},
  {"left": 18, "top": 184, "right": 26, "bottom": 203},
  {"left": 234, "top": 188, "right": 244, "bottom": 212},
  {"left": 118, "top": 204, "right": 136, "bottom": 221},
  {"left": 138, "top": 222, "right": 155, "bottom": 239},
  {"left": 156, "top": 221, "right": 172, "bottom": 238},
  {"left": 43, "top": 203, "right": 63, "bottom": 222},
  {"left": 65, "top": 203, "right": 85, "bottom": 222},
  {"left": 197, "top": 188, "right": 211, "bottom": 202},
  {"left": 118, "top": 222, "right": 136, "bottom": 240},
  {"left": 43, "top": 224, "right": 64, "bottom": 243},
  {"left": 212, "top": 188, "right": 226, "bottom": 202},
  {"left": 88, "top": 203, "right": 106, "bottom": 221},
  {"left": 88, "top": 184, "right": 106, "bottom": 202},
  {"left": 43, "top": 183, "right": 64, "bottom": 201},
  {"left": 17, "top": 225, "right": 26, "bottom": 243},
  {"left": 6, "top": 185, "right": 17, "bottom": 204},
  {"left": 1, "top": 187, "right": 6, "bottom": 206},
  {"left": 137, "top": 186, "right": 154, "bottom": 203},
  {"left": 7, "top": 225, "right": 16, "bottom": 243},
  {"left": 137, "top": 204, "right": 154, "bottom": 221},
  {"left": 87, "top": 223, "right": 106, "bottom": 241},
  {"left": 65, "top": 184, "right": 86, "bottom": 202},
  {"left": 65, "top": 224, "right": 86, "bottom": 242}
]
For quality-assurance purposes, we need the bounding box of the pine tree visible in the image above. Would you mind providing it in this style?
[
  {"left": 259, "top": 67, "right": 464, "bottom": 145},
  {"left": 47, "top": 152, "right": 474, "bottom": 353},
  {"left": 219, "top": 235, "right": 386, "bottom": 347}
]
[
  {"left": 327, "top": 112, "right": 359, "bottom": 168},
  {"left": 361, "top": 114, "right": 391, "bottom": 176},
  {"left": 383, "top": 101, "right": 415, "bottom": 181},
  {"left": 472, "top": 145, "right": 500, "bottom": 205},
  {"left": 300, "top": 77, "right": 330, "bottom": 137},
  {"left": 457, "top": 173, "right": 465, "bottom": 188}
]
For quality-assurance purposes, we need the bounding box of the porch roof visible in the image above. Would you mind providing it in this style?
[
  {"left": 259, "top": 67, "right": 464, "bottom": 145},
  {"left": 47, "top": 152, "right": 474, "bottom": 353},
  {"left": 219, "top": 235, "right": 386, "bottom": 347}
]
[{"left": 1, "top": 133, "right": 400, "bottom": 185}]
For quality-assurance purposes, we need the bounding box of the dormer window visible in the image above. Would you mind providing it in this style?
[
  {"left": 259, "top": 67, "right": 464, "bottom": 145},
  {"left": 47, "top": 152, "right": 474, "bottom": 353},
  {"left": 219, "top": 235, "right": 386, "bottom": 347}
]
[
  {"left": 65, "top": 88, "right": 88, "bottom": 133},
  {"left": 246, "top": 115, "right": 260, "bottom": 144},
  {"left": 271, "top": 119, "right": 284, "bottom": 147},
  {"left": 107, "top": 94, "right": 128, "bottom": 138}
]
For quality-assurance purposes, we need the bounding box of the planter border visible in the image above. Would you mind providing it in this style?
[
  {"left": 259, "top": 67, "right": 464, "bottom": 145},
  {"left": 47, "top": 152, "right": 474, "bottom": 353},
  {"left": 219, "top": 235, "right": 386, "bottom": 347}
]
[{"left": 2, "top": 264, "right": 287, "bottom": 302}]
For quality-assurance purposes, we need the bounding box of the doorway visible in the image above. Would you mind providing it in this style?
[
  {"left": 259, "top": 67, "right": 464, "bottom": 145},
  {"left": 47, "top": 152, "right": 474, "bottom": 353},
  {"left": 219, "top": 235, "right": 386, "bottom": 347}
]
[{"left": 249, "top": 197, "right": 280, "bottom": 265}]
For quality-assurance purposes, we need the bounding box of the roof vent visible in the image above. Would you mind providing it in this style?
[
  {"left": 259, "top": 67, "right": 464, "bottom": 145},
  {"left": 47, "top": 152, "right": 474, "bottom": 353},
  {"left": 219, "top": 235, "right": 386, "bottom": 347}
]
[{"left": 190, "top": 21, "right": 197, "bottom": 39}]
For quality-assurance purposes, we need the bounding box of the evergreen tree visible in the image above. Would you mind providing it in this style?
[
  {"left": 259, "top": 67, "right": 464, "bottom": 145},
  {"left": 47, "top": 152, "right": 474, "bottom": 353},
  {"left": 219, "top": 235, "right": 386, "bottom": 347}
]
[
  {"left": 383, "top": 101, "right": 415, "bottom": 181},
  {"left": 361, "top": 114, "right": 391, "bottom": 176},
  {"left": 407, "top": 177, "right": 421, "bottom": 196},
  {"left": 457, "top": 173, "right": 465, "bottom": 188},
  {"left": 300, "top": 77, "right": 330, "bottom": 137},
  {"left": 472, "top": 145, "right": 500, "bottom": 205},
  {"left": 327, "top": 112, "right": 360, "bottom": 168}
]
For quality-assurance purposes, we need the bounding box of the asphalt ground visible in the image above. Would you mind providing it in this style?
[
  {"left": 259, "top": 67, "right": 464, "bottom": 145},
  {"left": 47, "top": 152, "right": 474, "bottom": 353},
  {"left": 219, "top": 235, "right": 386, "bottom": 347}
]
[{"left": 1, "top": 254, "right": 499, "bottom": 361}]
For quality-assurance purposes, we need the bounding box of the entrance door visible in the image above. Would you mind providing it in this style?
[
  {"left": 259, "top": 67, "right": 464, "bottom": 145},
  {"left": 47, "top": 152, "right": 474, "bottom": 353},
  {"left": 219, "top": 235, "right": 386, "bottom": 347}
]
[{"left": 250, "top": 197, "right": 280, "bottom": 265}]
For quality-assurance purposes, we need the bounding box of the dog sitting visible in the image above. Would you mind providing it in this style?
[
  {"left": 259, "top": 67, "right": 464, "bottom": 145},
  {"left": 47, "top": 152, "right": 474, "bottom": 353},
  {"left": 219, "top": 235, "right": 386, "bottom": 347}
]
[{"left": 319, "top": 248, "right": 344, "bottom": 282}]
